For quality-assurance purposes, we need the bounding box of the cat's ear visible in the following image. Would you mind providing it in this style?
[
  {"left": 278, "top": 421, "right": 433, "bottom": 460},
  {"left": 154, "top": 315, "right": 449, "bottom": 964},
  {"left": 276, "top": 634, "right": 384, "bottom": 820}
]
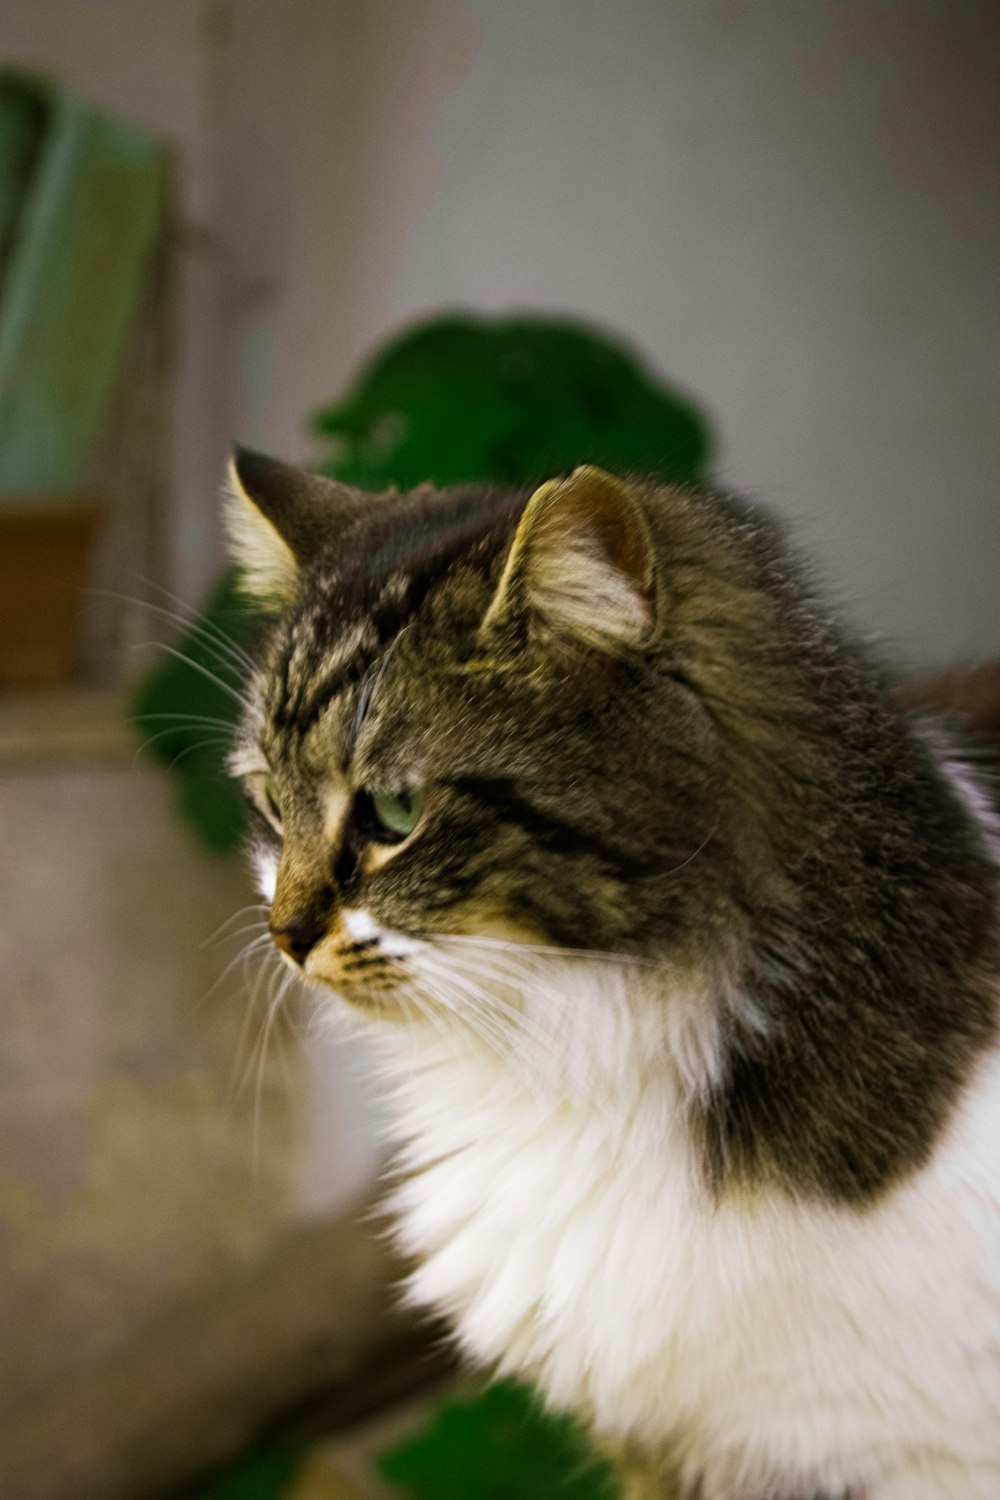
[
  {"left": 482, "top": 466, "right": 656, "bottom": 653},
  {"left": 224, "top": 448, "right": 365, "bottom": 604}
]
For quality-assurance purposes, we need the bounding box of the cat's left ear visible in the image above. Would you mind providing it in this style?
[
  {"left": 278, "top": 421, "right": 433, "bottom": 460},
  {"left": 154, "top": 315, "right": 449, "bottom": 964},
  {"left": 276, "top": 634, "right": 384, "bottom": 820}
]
[
  {"left": 482, "top": 466, "right": 656, "bottom": 653},
  {"left": 225, "top": 448, "right": 367, "bottom": 604}
]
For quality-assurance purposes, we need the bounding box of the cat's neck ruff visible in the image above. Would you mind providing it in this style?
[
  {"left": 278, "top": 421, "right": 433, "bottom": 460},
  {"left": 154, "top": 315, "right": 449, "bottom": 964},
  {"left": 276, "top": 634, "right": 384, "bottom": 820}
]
[
  {"left": 377, "top": 956, "right": 706, "bottom": 1399},
  {"left": 375, "top": 957, "right": 1000, "bottom": 1499}
]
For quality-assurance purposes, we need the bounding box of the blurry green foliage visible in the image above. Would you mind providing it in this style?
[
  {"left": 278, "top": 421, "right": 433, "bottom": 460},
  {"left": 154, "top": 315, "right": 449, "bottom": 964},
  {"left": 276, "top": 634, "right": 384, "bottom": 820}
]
[
  {"left": 191, "top": 1443, "right": 303, "bottom": 1500},
  {"left": 134, "top": 312, "right": 712, "bottom": 852},
  {"left": 313, "top": 313, "right": 710, "bottom": 491},
  {"left": 377, "top": 1380, "right": 619, "bottom": 1500}
]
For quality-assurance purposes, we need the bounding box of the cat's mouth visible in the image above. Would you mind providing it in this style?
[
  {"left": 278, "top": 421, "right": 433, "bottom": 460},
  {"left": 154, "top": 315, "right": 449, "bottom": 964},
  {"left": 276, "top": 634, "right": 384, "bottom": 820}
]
[
  {"left": 304, "top": 941, "right": 411, "bottom": 1010},
  {"left": 262, "top": 900, "right": 412, "bottom": 998},
  {"left": 285, "top": 908, "right": 420, "bottom": 1013}
]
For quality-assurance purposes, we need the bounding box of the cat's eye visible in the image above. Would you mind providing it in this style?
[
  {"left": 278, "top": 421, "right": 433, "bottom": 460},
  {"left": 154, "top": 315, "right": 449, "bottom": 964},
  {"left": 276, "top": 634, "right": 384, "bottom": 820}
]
[
  {"left": 247, "top": 772, "right": 282, "bottom": 832},
  {"left": 356, "top": 787, "right": 425, "bottom": 844}
]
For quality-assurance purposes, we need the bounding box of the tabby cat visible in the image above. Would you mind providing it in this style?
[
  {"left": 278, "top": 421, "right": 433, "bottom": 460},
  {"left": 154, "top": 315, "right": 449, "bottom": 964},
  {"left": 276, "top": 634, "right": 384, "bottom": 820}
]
[{"left": 224, "top": 450, "right": 1000, "bottom": 1499}]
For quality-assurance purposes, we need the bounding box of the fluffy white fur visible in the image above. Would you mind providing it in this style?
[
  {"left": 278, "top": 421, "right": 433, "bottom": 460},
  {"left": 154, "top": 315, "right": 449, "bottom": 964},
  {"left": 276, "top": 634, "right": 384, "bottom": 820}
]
[
  {"left": 252, "top": 845, "right": 278, "bottom": 903},
  {"left": 943, "top": 758, "right": 1000, "bottom": 863},
  {"left": 379, "top": 953, "right": 1000, "bottom": 1499}
]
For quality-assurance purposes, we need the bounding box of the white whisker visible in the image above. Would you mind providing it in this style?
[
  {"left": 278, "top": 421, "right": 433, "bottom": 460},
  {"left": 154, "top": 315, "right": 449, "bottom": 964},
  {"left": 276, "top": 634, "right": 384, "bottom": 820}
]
[
  {"left": 252, "top": 966, "right": 299, "bottom": 1171},
  {"left": 228, "top": 945, "right": 278, "bottom": 1100},
  {"left": 140, "top": 581, "right": 258, "bottom": 675},
  {"left": 201, "top": 903, "right": 270, "bottom": 950},
  {"left": 409, "top": 945, "right": 602, "bottom": 1103},
  {"left": 136, "top": 641, "right": 254, "bottom": 714},
  {"left": 432, "top": 931, "right": 660, "bottom": 969},
  {"left": 90, "top": 581, "right": 258, "bottom": 677},
  {"left": 132, "top": 730, "right": 236, "bottom": 769},
  {"left": 132, "top": 711, "right": 242, "bottom": 731},
  {"left": 200, "top": 930, "right": 273, "bottom": 1016}
]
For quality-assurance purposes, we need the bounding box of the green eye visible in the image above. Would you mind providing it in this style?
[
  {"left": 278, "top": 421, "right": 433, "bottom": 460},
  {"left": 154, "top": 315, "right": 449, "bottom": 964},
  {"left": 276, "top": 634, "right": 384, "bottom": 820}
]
[{"left": 369, "top": 787, "right": 425, "bottom": 842}]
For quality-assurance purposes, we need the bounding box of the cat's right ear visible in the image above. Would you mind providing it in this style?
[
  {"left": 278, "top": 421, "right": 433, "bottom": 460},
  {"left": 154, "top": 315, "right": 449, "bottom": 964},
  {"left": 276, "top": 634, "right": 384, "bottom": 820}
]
[{"left": 224, "top": 448, "right": 365, "bottom": 605}]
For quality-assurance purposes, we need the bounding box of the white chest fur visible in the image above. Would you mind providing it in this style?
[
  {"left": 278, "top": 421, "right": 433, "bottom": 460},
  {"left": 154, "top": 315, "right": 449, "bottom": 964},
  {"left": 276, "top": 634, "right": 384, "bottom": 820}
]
[{"left": 382, "top": 994, "right": 1000, "bottom": 1499}]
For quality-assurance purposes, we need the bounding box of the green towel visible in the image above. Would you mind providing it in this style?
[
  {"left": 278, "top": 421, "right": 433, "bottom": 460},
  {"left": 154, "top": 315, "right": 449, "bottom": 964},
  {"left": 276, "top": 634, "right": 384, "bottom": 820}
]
[{"left": 0, "top": 79, "right": 166, "bottom": 496}]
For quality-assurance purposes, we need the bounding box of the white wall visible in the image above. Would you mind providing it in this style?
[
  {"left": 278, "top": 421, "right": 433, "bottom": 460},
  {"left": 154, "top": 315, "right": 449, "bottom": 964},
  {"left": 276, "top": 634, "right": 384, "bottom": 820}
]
[
  {"left": 225, "top": 0, "right": 479, "bottom": 462},
  {"left": 6, "top": 0, "right": 996, "bottom": 659},
  {"left": 391, "top": 0, "right": 1000, "bottom": 667}
]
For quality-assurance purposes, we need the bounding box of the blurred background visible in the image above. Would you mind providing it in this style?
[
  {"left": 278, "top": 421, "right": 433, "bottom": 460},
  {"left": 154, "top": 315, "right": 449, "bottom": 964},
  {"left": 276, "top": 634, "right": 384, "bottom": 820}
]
[{"left": 0, "top": 3, "right": 997, "bottom": 1498}]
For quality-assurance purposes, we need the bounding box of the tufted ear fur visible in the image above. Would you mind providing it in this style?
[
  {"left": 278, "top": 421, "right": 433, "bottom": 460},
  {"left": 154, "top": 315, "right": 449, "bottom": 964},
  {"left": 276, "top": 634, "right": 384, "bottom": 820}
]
[
  {"left": 224, "top": 448, "right": 367, "bottom": 604},
  {"left": 482, "top": 466, "right": 656, "bottom": 652}
]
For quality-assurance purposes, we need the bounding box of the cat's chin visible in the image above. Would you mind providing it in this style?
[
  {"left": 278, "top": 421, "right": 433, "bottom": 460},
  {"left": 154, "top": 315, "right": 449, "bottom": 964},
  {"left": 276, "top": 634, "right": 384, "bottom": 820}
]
[
  {"left": 306, "top": 968, "right": 413, "bottom": 1021},
  {"left": 335, "top": 991, "right": 407, "bottom": 1021}
]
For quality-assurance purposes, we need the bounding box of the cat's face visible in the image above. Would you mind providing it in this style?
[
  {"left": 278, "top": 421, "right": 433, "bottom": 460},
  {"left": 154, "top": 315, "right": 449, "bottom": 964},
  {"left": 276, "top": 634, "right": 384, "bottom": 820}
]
[{"left": 226, "top": 452, "right": 726, "bottom": 1015}]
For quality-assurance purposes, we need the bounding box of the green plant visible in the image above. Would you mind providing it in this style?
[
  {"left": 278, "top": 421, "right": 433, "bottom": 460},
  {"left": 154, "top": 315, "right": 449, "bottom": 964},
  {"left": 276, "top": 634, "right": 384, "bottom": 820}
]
[
  {"left": 313, "top": 313, "right": 710, "bottom": 491},
  {"left": 378, "top": 1379, "right": 619, "bottom": 1500}
]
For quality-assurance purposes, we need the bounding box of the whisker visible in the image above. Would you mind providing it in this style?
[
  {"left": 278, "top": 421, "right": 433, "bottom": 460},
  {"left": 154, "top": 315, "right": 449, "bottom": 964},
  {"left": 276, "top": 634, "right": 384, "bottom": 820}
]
[
  {"left": 139, "top": 579, "right": 258, "bottom": 674},
  {"left": 413, "top": 949, "right": 563, "bottom": 1076},
  {"left": 402, "top": 974, "right": 466, "bottom": 1057},
  {"left": 424, "top": 973, "right": 512, "bottom": 1059},
  {"left": 130, "top": 711, "right": 241, "bottom": 731},
  {"left": 199, "top": 930, "right": 273, "bottom": 1014},
  {"left": 90, "top": 582, "right": 258, "bottom": 678},
  {"left": 201, "top": 904, "right": 270, "bottom": 950},
  {"left": 132, "top": 729, "right": 235, "bottom": 767},
  {"left": 659, "top": 815, "right": 720, "bottom": 879},
  {"left": 411, "top": 943, "right": 650, "bottom": 1127},
  {"left": 419, "top": 944, "right": 574, "bottom": 1038},
  {"left": 426, "top": 958, "right": 540, "bottom": 1042},
  {"left": 234, "top": 944, "right": 286, "bottom": 1102},
  {"left": 228, "top": 948, "right": 277, "bottom": 1100},
  {"left": 134, "top": 641, "right": 253, "bottom": 714},
  {"left": 431, "top": 932, "right": 660, "bottom": 969},
  {"left": 164, "top": 738, "right": 238, "bottom": 770},
  {"left": 208, "top": 917, "right": 271, "bottom": 951},
  {"left": 252, "top": 967, "right": 299, "bottom": 1172}
]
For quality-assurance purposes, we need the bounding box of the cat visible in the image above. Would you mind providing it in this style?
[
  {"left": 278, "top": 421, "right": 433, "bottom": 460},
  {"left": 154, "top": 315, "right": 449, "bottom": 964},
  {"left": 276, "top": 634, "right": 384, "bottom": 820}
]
[{"left": 223, "top": 448, "right": 1000, "bottom": 1500}]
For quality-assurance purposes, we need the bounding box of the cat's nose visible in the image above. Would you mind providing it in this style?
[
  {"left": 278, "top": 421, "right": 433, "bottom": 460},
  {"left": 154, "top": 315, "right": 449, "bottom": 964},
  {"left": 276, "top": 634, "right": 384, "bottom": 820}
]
[{"left": 269, "top": 911, "right": 325, "bottom": 966}]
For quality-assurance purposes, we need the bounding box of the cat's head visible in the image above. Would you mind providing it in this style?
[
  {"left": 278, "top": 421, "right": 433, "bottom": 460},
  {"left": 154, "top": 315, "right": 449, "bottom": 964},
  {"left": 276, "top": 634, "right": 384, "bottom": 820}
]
[{"left": 225, "top": 450, "right": 733, "bottom": 1019}]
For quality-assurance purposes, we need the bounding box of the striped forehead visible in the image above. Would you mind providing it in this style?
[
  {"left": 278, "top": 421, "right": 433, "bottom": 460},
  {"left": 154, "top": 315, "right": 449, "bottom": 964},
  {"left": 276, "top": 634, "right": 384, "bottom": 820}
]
[
  {"left": 259, "top": 482, "right": 525, "bottom": 749},
  {"left": 265, "top": 586, "right": 395, "bottom": 751}
]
